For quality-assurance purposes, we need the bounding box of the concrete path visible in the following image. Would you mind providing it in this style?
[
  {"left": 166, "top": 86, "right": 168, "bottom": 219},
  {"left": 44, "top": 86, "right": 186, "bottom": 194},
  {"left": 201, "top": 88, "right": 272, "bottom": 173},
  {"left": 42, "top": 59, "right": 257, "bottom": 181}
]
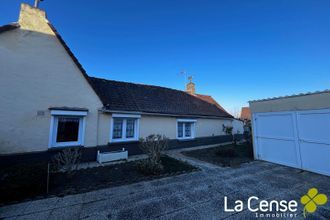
[{"left": 1, "top": 154, "right": 330, "bottom": 220}]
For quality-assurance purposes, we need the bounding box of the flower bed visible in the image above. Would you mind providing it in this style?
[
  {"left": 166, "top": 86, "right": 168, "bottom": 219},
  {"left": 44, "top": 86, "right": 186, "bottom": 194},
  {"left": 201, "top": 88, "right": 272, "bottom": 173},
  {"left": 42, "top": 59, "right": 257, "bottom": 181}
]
[
  {"left": 0, "top": 156, "right": 198, "bottom": 205},
  {"left": 182, "top": 143, "right": 254, "bottom": 167}
]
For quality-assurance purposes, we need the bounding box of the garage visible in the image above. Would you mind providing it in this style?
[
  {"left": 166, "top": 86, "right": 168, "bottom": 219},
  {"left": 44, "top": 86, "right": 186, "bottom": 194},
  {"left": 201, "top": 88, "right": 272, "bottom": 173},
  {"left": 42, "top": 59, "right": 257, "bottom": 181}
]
[{"left": 249, "top": 90, "right": 330, "bottom": 176}]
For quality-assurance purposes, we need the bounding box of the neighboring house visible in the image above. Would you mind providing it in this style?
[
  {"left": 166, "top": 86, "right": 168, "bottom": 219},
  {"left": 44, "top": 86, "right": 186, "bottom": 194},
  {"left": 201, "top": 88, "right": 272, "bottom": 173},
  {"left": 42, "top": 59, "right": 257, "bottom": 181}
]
[
  {"left": 240, "top": 107, "right": 251, "bottom": 121},
  {"left": 231, "top": 119, "right": 244, "bottom": 135},
  {"left": 0, "top": 4, "right": 234, "bottom": 163},
  {"left": 250, "top": 90, "right": 330, "bottom": 176}
]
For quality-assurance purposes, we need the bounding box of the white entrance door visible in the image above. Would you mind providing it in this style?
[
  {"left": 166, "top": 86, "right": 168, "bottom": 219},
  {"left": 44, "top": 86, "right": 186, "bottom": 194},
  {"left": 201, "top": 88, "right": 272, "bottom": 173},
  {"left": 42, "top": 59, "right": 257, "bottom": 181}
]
[{"left": 253, "top": 109, "right": 330, "bottom": 176}]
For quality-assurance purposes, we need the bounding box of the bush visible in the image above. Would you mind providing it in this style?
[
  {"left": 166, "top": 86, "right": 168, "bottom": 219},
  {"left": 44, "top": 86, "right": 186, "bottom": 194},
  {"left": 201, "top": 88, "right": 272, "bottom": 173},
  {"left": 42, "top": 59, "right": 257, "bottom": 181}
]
[
  {"left": 51, "top": 148, "right": 82, "bottom": 175},
  {"left": 137, "top": 134, "right": 169, "bottom": 175},
  {"left": 222, "top": 124, "right": 233, "bottom": 135}
]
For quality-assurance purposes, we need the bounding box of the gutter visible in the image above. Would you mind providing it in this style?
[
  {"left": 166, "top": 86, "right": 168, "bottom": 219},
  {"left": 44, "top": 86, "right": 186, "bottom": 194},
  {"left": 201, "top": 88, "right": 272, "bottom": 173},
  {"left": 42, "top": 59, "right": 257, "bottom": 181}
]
[{"left": 99, "top": 108, "right": 234, "bottom": 120}]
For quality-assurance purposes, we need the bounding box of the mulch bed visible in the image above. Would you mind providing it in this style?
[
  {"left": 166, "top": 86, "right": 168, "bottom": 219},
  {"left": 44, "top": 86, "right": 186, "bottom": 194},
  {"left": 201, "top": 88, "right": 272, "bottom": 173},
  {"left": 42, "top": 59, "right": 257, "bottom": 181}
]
[
  {"left": 0, "top": 162, "right": 48, "bottom": 205},
  {"left": 182, "top": 143, "right": 254, "bottom": 167},
  {"left": 0, "top": 156, "right": 198, "bottom": 206}
]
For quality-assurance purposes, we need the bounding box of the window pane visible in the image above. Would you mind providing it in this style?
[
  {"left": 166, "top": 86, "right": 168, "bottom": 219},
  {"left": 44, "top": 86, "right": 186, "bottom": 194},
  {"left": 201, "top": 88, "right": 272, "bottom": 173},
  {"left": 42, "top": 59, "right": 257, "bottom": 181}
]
[
  {"left": 185, "top": 122, "right": 192, "bottom": 137},
  {"left": 126, "top": 119, "right": 135, "bottom": 138},
  {"left": 113, "top": 119, "right": 123, "bottom": 139},
  {"left": 178, "top": 122, "right": 183, "bottom": 137},
  {"left": 56, "top": 117, "right": 80, "bottom": 142}
]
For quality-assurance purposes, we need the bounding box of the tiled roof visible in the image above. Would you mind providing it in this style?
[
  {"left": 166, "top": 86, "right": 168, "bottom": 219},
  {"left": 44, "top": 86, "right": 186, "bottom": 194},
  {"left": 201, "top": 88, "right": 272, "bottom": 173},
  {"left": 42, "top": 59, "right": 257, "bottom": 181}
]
[
  {"left": 194, "top": 94, "right": 231, "bottom": 115},
  {"left": 0, "top": 23, "right": 20, "bottom": 34},
  {"left": 89, "top": 77, "right": 233, "bottom": 118},
  {"left": 249, "top": 89, "right": 330, "bottom": 103}
]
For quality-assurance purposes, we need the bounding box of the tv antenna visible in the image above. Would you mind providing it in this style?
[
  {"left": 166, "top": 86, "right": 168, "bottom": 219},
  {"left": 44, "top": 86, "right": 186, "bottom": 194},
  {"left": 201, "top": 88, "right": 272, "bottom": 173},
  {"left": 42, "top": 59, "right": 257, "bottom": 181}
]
[{"left": 34, "top": 0, "right": 44, "bottom": 8}]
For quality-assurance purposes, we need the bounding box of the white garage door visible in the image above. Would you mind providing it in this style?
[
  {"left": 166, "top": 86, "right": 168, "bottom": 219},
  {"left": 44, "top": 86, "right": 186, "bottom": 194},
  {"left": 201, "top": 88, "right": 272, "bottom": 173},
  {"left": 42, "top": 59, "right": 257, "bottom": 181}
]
[{"left": 253, "top": 109, "right": 330, "bottom": 176}]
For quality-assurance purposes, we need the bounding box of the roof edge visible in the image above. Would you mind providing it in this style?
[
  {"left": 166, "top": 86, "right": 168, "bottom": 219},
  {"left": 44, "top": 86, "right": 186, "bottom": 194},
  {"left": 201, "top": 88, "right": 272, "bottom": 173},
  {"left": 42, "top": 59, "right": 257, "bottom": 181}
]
[
  {"left": 101, "top": 109, "right": 234, "bottom": 119},
  {"left": 89, "top": 76, "right": 192, "bottom": 94},
  {"left": 249, "top": 89, "right": 330, "bottom": 103},
  {"left": 46, "top": 22, "right": 104, "bottom": 105},
  {"left": 0, "top": 23, "right": 20, "bottom": 34}
]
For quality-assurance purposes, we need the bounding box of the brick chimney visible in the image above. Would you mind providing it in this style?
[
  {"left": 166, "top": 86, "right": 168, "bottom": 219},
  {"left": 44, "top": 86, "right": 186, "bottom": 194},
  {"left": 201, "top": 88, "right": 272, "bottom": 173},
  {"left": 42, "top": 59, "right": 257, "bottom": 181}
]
[
  {"left": 18, "top": 3, "right": 53, "bottom": 34},
  {"left": 186, "top": 76, "right": 195, "bottom": 95}
]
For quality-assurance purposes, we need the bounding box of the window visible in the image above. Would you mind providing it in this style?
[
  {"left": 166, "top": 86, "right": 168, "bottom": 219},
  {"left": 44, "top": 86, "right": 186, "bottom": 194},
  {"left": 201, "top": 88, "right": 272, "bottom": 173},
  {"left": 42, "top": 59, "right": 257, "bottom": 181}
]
[
  {"left": 177, "top": 119, "right": 196, "bottom": 139},
  {"left": 126, "top": 119, "right": 135, "bottom": 138},
  {"left": 49, "top": 110, "right": 87, "bottom": 147},
  {"left": 110, "top": 114, "right": 140, "bottom": 142},
  {"left": 56, "top": 117, "right": 80, "bottom": 142},
  {"left": 185, "top": 122, "right": 192, "bottom": 137},
  {"left": 113, "top": 118, "right": 123, "bottom": 139},
  {"left": 178, "top": 122, "right": 184, "bottom": 138}
]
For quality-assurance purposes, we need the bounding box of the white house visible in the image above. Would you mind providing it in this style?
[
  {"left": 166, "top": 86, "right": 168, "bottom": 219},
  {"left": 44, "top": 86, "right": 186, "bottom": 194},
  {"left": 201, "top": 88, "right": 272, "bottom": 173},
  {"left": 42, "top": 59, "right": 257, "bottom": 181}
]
[{"left": 0, "top": 4, "right": 238, "bottom": 163}]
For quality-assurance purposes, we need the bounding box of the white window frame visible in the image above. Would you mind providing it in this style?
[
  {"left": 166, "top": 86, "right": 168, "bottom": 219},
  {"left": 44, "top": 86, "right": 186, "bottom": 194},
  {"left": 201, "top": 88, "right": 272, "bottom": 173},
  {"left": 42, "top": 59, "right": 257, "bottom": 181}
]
[
  {"left": 110, "top": 114, "right": 141, "bottom": 143},
  {"left": 49, "top": 110, "right": 87, "bottom": 148},
  {"left": 176, "top": 119, "right": 197, "bottom": 140}
]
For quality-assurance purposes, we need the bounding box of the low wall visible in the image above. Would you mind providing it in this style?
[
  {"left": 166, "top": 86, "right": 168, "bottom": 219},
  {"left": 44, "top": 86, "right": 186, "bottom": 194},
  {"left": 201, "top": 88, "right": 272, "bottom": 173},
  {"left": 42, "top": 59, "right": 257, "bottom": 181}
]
[{"left": 0, "top": 135, "right": 233, "bottom": 166}]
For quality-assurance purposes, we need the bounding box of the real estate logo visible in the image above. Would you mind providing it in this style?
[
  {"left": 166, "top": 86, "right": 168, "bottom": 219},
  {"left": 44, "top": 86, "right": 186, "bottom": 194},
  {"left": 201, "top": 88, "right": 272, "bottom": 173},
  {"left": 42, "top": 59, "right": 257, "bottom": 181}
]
[
  {"left": 300, "top": 188, "right": 327, "bottom": 218},
  {"left": 224, "top": 187, "right": 328, "bottom": 218}
]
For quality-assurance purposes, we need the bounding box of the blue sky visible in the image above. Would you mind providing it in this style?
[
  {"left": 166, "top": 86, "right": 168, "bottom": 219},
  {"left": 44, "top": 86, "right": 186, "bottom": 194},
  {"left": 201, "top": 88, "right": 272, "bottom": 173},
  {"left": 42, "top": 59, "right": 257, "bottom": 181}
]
[{"left": 1, "top": 0, "right": 330, "bottom": 115}]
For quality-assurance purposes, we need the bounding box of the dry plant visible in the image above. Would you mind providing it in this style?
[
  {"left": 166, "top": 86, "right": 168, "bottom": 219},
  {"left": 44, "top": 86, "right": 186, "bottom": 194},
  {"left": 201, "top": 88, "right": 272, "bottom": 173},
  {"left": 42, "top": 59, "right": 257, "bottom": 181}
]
[
  {"left": 51, "top": 148, "right": 82, "bottom": 175},
  {"left": 138, "top": 134, "right": 169, "bottom": 175}
]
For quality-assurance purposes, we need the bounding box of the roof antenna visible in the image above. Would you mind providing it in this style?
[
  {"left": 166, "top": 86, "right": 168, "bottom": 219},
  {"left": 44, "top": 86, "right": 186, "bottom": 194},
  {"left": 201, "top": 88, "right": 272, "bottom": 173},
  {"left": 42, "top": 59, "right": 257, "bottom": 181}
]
[
  {"left": 188, "top": 76, "right": 193, "bottom": 83},
  {"left": 34, "top": 0, "right": 44, "bottom": 8}
]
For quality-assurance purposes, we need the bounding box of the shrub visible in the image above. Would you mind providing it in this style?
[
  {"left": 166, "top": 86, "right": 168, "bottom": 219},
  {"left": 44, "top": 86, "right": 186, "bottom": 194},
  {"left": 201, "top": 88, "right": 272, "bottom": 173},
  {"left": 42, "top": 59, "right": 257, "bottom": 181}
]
[
  {"left": 137, "top": 134, "right": 169, "bottom": 175},
  {"left": 222, "top": 124, "right": 233, "bottom": 135},
  {"left": 51, "top": 148, "right": 82, "bottom": 175}
]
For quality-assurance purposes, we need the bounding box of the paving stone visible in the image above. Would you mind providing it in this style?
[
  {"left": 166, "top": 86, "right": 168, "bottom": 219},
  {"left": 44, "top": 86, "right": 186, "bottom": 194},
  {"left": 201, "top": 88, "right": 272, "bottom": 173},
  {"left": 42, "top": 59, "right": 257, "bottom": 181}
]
[
  {"left": 156, "top": 207, "right": 200, "bottom": 220},
  {"left": 79, "top": 199, "right": 112, "bottom": 219},
  {"left": 1, "top": 159, "right": 329, "bottom": 219},
  {"left": 55, "top": 194, "right": 85, "bottom": 208},
  {"left": 0, "top": 202, "right": 30, "bottom": 218},
  {"left": 80, "top": 212, "right": 110, "bottom": 220},
  {"left": 48, "top": 204, "right": 82, "bottom": 220},
  {"left": 83, "top": 188, "right": 112, "bottom": 204},
  {"left": 15, "top": 210, "right": 51, "bottom": 220},
  {"left": 22, "top": 197, "right": 59, "bottom": 215},
  {"left": 181, "top": 187, "right": 216, "bottom": 205},
  {"left": 115, "top": 206, "right": 144, "bottom": 220}
]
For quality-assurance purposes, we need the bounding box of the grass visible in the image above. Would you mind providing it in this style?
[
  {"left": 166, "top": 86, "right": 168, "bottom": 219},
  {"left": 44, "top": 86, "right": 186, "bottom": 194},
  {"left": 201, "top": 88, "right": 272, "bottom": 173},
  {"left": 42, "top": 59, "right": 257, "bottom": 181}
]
[
  {"left": 0, "top": 156, "right": 197, "bottom": 206},
  {"left": 182, "top": 143, "right": 254, "bottom": 167}
]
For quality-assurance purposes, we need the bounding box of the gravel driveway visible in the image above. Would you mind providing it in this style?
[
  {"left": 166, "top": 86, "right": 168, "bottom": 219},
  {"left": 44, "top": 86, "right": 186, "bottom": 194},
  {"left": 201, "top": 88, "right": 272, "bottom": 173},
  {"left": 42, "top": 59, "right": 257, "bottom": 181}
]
[{"left": 1, "top": 152, "right": 329, "bottom": 220}]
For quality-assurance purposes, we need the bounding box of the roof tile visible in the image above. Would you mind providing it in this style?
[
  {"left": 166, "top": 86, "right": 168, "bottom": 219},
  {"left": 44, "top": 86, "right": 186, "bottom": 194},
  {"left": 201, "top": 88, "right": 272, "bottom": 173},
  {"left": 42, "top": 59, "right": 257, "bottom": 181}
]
[{"left": 89, "top": 77, "right": 233, "bottom": 118}]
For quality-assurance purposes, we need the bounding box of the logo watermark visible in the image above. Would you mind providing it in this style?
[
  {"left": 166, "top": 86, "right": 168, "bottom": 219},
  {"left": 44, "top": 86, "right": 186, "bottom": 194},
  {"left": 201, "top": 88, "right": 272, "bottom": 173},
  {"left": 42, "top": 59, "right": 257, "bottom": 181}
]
[
  {"left": 223, "top": 187, "right": 328, "bottom": 218},
  {"left": 300, "top": 188, "right": 327, "bottom": 218}
]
